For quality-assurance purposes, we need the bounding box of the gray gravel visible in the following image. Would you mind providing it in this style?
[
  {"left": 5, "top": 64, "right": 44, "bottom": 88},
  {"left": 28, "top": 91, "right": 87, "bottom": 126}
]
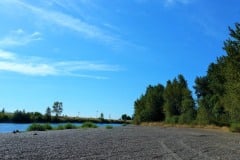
[{"left": 0, "top": 125, "right": 240, "bottom": 160}]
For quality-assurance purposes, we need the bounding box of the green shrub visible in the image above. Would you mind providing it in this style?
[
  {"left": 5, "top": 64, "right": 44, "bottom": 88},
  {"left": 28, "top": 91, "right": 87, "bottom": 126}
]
[
  {"left": 165, "top": 116, "right": 179, "bottom": 124},
  {"left": 27, "top": 123, "right": 47, "bottom": 131},
  {"left": 64, "top": 123, "right": 77, "bottom": 129},
  {"left": 81, "top": 122, "right": 98, "bottom": 128},
  {"left": 44, "top": 123, "right": 53, "bottom": 130},
  {"left": 105, "top": 125, "right": 113, "bottom": 129},
  {"left": 56, "top": 125, "right": 65, "bottom": 130},
  {"left": 230, "top": 123, "right": 240, "bottom": 132},
  {"left": 27, "top": 123, "right": 53, "bottom": 131}
]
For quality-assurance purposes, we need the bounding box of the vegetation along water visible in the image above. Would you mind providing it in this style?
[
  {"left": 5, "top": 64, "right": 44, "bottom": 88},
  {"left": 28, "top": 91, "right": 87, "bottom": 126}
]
[{"left": 133, "top": 23, "right": 240, "bottom": 132}]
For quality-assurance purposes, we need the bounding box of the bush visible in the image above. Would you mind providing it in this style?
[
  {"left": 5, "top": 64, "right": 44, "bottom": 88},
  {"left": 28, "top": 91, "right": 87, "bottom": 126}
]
[
  {"left": 56, "top": 125, "right": 65, "bottom": 130},
  {"left": 64, "top": 123, "right": 77, "bottom": 129},
  {"left": 165, "top": 116, "right": 179, "bottom": 124},
  {"left": 178, "top": 110, "right": 195, "bottom": 124},
  {"left": 105, "top": 125, "right": 113, "bottom": 129},
  {"left": 133, "top": 115, "right": 141, "bottom": 125},
  {"left": 44, "top": 123, "right": 53, "bottom": 130},
  {"left": 230, "top": 123, "right": 240, "bottom": 132},
  {"left": 27, "top": 123, "right": 48, "bottom": 131},
  {"left": 81, "top": 122, "right": 98, "bottom": 128}
]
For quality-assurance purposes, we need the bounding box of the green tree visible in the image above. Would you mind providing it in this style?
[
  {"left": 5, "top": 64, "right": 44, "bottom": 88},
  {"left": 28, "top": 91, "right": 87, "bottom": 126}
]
[
  {"left": 164, "top": 74, "right": 195, "bottom": 124},
  {"left": 45, "top": 106, "right": 52, "bottom": 122},
  {"left": 133, "top": 95, "right": 146, "bottom": 124},
  {"left": 52, "top": 101, "right": 63, "bottom": 118},
  {"left": 194, "top": 76, "right": 212, "bottom": 124},
  {"left": 133, "top": 84, "right": 165, "bottom": 124},
  {"left": 12, "top": 110, "right": 31, "bottom": 123},
  {"left": 121, "top": 114, "right": 131, "bottom": 121},
  {"left": 194, "top": 23, "right": 240, "bottom": 125},
  {"left": 194, "top": 61, "right": 229, "bottom": 125},
  {"left": 222, "top": 23, "right": 240, "bottom": 123},
  {"left": 1, "top": 108, "right": 5, "bottom": 113},
  {"left": 0, "top": 108, "right": 8, "bottom": 122},
  {"left": 99, "top": 113, "right": 104, "bottom": 122},
  {"left": 30, "top": 112, "right": 43, "bottom": 122}
]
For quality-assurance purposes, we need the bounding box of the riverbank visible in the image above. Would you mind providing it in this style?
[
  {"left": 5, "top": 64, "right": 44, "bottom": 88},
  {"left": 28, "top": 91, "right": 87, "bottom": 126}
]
[
  {"left": 1, "top": 125, "right": 240, "bottom": 159},
  {"left": 0, "top": 122, "right": 122, "bottom": 133},
  {"left": 141, "top": 122, "right": 230, "bottom": 132}
]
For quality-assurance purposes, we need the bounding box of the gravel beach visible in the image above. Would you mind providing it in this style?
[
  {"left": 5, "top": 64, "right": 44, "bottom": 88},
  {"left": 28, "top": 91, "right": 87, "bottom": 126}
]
[{"left": 0, "top": 125, "right": 240, "bottom": 160}]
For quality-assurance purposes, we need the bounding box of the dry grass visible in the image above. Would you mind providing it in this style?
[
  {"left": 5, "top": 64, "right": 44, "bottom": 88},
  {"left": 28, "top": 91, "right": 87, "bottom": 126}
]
[{"left": 140, "top": 122, "right": 230, "bottom": 132}]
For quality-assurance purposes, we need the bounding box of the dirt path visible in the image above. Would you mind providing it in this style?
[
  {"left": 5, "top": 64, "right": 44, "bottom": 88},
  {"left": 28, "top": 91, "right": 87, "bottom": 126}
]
[{"left": 0, "top": 125, "right": 239, "bottom": 159}]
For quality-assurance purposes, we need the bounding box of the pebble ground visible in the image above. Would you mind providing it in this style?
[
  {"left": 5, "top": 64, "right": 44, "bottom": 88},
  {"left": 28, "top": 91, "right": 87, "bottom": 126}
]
[{"left": 0, "top": 125, "right": 240, "bottom": 159}]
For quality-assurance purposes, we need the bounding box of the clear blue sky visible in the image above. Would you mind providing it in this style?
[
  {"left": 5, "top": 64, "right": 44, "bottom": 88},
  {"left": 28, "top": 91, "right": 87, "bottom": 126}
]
[{"left": 0, "top": 0, "right": 239, "bottom": 119}]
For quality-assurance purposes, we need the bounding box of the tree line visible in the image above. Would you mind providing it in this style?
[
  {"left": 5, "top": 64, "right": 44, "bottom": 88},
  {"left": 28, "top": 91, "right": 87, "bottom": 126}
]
[
  {"left": 134, "top": 23, "right": 240, "bottom": 127},
  {"left": 0, "top": 101, "right": 129, "bottom": 123},
  {"left": 0, "top": 101, "right": 63, "bottom": 123}
]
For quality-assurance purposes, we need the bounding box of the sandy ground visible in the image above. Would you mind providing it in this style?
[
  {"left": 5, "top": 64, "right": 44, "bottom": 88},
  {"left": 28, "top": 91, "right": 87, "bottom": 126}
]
[{"left": 0, "top": 125, "right": 240, "bottom": 160}]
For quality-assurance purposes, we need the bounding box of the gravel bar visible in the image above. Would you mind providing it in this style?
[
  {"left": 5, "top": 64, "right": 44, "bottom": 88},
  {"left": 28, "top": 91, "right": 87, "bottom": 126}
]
[{"left": 0, "top": 125, "right": 240, "bottom": 160}]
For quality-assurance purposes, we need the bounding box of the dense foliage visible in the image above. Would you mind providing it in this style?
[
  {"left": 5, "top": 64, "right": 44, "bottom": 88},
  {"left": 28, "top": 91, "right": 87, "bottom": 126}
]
[
  {"left": 134, "top": 75, "right": 195, "bottom": 124},
  {"left": 0, "top": 110, "right": 51, "bottom": 123},
  {"left": 164, "top": 75, "right": 195, "bottom": 124},
  {"left": 134, "top": 23, "right": 240, "bottom": 128},
  {"left": 27, "top": 122, "right": 99, "bottom": 131},
  {"left": 52, "top": 101, "right": 63, "bottom": 118},
  {"left": 0, "top": 101, "right": 64, "bottom": 123},
  {"left": 27, "top": 123, "right": 52, "bottom": 131},
  {"left": 121, "top": 114, "right": 132, "bottom": 121},
  {"left": 0, "top": 99, "right": 129, "bottom": 123},
  {"left": 0, "top": 108, "right": 9, "bottom": 122},
  {"left": 134, "top": 84, "right": 165, "bottom": 124},
  {"left": 81, "top": 122, "right": 98, "bottom": 128},
  {"left": 195, "top": 23, "right": 240, "bottom": 126}
]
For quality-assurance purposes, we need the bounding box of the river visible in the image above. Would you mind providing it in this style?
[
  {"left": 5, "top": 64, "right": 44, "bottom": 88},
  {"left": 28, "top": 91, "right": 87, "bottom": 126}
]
[{"left": 0, "top": 123, "right": 122, "bottom": 133}]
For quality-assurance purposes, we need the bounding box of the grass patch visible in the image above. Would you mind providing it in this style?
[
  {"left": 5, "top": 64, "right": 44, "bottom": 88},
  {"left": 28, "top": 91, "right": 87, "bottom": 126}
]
[
  {"left": 230, "top": 123, "right": 240, "bottom": 132},
  {"left": 44, "top": 123, "right": 53, "bottom": 130},
  {"left": 56, "top": 125, "right": 65, "bottom": 130},
  {"left": 141, "top": 122, "right": 230, "bottom": 132},
  {"left": 27, "top": 123, "right": 52, "bottom": 131},
  {"left": 64, "top": 123, "right": 77, "bottom": 129},
  {"left": 81, "top": 122, "right": 98, "bottom": 128},
  {"left": 105, "top": 125, "right": 113, "bottom": 129},
  {"left": 54, "top": 123, "right": 78, "bottom": 130}
]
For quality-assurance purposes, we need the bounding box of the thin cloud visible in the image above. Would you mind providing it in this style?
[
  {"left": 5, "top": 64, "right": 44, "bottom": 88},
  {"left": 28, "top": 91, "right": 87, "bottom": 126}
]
[
  {"left": 0, "top": 29, "right": 42, "bottom": 47},
  {"left": 0, "top": 49, "right": 16, "bottom": 60},
  {"left": 0, "top": 50, "right": 120, "bottom": 79},
  {"left": 12, "top": 0, "right": 119, "bottom": 45},
  {"left": 56, "top": 61, "right": 120, "bottom": 72},
  {"left": 0, "top": 61, "right": 57, "bottom": 76},
  {"left": 0, "top": 0, "right": 143, "bottom": 50}
]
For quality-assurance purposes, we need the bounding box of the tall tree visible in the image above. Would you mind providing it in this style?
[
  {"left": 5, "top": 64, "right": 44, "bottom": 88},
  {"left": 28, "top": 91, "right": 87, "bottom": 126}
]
[
  {"left": 45, "top": 107, "right": 52, "bottom": 122},
  {"left": 164, "top": 74, "right": 195, "bottom": 124},
  {"left": 121, "top": 114, "right": 131, "bottom": 121},
  {"left": 100, "top": 113, "right": 104, "bottom": 121},
  {"left": 52, "top": 101, "right": 63, "bottom": 118},
  {"left": 194, "top": 23, "right": 240, "bottom": 125},
  {"left": 1, "top": 108, "right": 5, "bottom": 113},
  {"left": 133, "top": 84, "right": 165, "bottom": 124},
  {"left": 222, "top": 23, "right": 240, "bottom": 123}
]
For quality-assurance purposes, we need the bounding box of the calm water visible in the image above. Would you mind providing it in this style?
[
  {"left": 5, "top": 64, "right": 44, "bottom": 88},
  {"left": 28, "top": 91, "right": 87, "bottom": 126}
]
[{"left": 0, "top": 123, "right": 122, "bottom": 133}]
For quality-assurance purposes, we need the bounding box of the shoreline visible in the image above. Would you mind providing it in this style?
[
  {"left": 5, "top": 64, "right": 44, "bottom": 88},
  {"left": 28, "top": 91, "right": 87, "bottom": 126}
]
[
  {"left": 1, "top": 125, "right": 239, "bottom": 159},
  {"left": 140, "top": 122, "right": 230, "bottom": 133}
]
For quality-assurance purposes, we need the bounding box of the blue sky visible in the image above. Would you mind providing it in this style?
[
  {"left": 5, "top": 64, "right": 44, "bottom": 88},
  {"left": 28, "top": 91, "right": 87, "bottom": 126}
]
[{"left": 0, "top": 0, "right": 239, "bottom": 119}]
